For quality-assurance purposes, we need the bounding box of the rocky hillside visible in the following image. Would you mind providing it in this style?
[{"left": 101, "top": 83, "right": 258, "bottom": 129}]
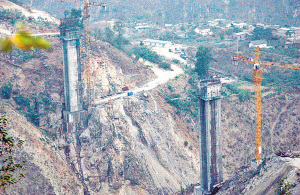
[
  {"left": 217, "top": 156, "right": 300, "bottom": 195},
  {"left": 61, "top": 93, "right": 200, "bottom": 194},
  {"left": 1, "top": 1, "right": 300, "bottom": 194},
  {"left": 0, "top": 100, "right": 84, "bottom": 194}
]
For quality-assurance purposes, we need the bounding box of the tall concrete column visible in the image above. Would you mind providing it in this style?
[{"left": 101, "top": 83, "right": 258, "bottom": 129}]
[
  {"left": 196, "top": 79, "right": 223, "bottom": 194},
  {"left": 60, "top": 18, "right": 83, "bottom": 123},
  {"left": 62, "top": 38, "right": 82, "bottom": 112}
]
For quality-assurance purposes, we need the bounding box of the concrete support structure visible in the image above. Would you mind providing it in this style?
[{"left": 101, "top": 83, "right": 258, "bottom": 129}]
[
  {"left": 196, "top": 79, "right": 223, "bottom": 194},
  {"left": 60, "top": 19, "right": 83, "bottom": 123}
]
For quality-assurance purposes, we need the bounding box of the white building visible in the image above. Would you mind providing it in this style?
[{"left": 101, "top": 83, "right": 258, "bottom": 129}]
[
  {"left": 165, "top": 24, "right": 173, "bottom": 29},
  {"left": 135, "top": 25, "right": 150, "bottom": 30},
  {"left": 291, "top": 27, "right": 300, "bottom": 35},
  {"left": 208, "top": 21, "right": 219, "bottom": 27},
  {"left": 233, "top": 32, "right": 249, "bottom": 40},
  {"left": 256, "top": 23, "right": 267, "bottom": 28},
  {"left": 276, "top": 27, "right": 291, "bottom": 36},
  {"left": 142, "top": 39, "right": 172, "bottom": 47},
  {"left": 249, "top": 40, "right": 270, "bottom": 48},
  {"left": 194, "top": 28, "right": 213, "bottom": 36},
  {"left": 233, "top": 22, "right": 248, "bottom": 29}
]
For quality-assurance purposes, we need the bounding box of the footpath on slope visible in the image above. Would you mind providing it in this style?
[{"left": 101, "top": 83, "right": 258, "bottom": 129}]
[
  {"left": 94, "top": 62, "right": 184, "bottom": 105},
  {"left": 0, "top": 27, "right": 59, "bottom": 36}
]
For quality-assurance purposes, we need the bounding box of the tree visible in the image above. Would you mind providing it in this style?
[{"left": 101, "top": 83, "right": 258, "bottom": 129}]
[
  {"left": 285, "top": 30, "right": 293, "bottom": 37},
  {"left": 1, "top": 82, "right": 13, "bottom": 99},
  {"left": 180, "top": 25, "right": 186, "bottom": 32},
  {"left": 132, "top": 46, "right": 162, "bottom": 64},
  {"left": 104, "top": 27, "right": 115, "bottom": 45},
  {"left": 194, "top": 46, "right": 213, "bottom": 79},
  {"left": 159, "top": 31, "right": 174, "bottom": 41},
  {"left": 251, "top": 27, "right": 273, "bottom": 40},
  {"left": 113, "top": 21, "right": 125, "bottom": 49},
  {"left": 0, "top": 115, "right": 26, "bottom": 190},
  {"left": 70, "top": 8, "right": 82, "bottom": 19}
]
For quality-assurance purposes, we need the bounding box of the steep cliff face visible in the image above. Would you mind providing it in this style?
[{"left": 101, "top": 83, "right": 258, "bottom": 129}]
[
  {"left": 217, "top": 156, "right": 300, "bottom": 195},
  {"left": 59, "top": 91, "right": 200, "bottom": 194}
]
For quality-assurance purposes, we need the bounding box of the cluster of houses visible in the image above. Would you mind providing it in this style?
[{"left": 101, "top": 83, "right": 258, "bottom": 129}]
[{"left": 93, "top": 18, "right": 300, "bottom": 50}]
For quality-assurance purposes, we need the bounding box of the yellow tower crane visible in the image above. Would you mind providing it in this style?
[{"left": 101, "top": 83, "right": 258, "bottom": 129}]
[
  {"left": 232, "top": 47, "right": 300, "bottom": 164},
  {"left": 59, "top": 0, "right": 107, "bottom": 107}
]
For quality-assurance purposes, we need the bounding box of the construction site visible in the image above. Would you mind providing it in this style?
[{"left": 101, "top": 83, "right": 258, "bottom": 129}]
[
  {"left": 1, "top": 0, "right": 300, "bottom": 194},
  {"left": 59, "top": 3, "right": 300, "bottom": 193}
]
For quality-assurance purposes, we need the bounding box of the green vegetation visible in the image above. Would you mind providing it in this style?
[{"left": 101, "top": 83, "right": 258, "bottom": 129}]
[
  {"left": 133, "top": 46, "right": 162, "bottom": 64},
  {"left": 94, "top": 21, "right": 129, "bottom": 50},
  {"left": 132, "top": 46, "right": 170, "bottom": 69},
  {"left": 225, "top": 83, "right": 251, "bottom": 101},
  {"left": 27, "top": 104, "right": 39, "bottom": 126},
  {"left": 263, "top": 69, "right": 300, "bottom": 92},
  {"left": 194, "top": 46, "right": 213, "bottom": 79},
  {"left": 159, "top": 62, "right": 171, "bottom": 70},
  {"left": 0, "top": 9, "right": 24, "bottom": 22},
  {"left": 10, "top": 92, "right": 55, "bottom": 127},
  {"left": 1, "top": 82, "right": 13, "bottom": 99},
  {"left": 251, "top": 27, "right": 274, "bottom": 40},
  {"left": 172, "top": 59, "right": 180, "bottom": 64},
  {"left": 275, "top": 177, "right": 292, "bottom": 195},
  {"left": 113, "top": 20, "right": 127, "bottom": 49},
  {"left": 63, "top": 8, "right": 83, "bottom": 29},
  {"left": 184, "top": 141, "right": 188, "bottom": 147},
  {"left": 0, "top": 115, "right": 26, "bottom": 190},
  {"left": 164, "top": 89, "right": 198, "bottom": 116},
  {"left": 104, "top": 27, "right": 115, "bottom": 45},
  {"left": 13, "top": 95, "right": 30, "bottom": 108},
  {"left": 159, "top": 30, "right": 178, "bottom": 41}
]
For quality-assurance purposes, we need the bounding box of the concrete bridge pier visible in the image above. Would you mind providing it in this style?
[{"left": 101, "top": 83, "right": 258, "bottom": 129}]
[
  {"left": 60, "top": 19, "right": 85, "bottom": 123},
  {"left": 195, "top": 79, "right": 223, "bottom": 194}
]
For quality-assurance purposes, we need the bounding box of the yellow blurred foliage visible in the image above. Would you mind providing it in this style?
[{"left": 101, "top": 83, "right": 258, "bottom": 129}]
[{"left": 0, "top": 23, "right": 51, "bottom": 53}]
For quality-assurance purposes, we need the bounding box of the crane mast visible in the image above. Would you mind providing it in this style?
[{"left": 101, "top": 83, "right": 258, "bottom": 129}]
[
  {"left": 232, "top": 47, "right": 300, "bottom": 164},
  {"left": 253, "top": 47, "right": 263, "bottom": 163},
  {"left": 83, "top": 0, "right": 92, "bottom": 107}
]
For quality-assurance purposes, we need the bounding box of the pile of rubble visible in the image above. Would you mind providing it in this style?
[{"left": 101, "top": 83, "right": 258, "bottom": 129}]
[{"left": 276, "top": 151, "right": 300, "bottom": 158}]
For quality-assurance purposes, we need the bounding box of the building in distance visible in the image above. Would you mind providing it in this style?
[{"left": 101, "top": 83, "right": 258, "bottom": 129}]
[
  {"left": 249, "top": 39, "right": 272, "bottom": 48},
  {"left": 142, "top": 39, "right": 172, "bottom": 47}
]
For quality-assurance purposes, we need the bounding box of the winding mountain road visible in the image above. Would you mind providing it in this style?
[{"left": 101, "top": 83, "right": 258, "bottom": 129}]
[{"left": 94, "top": 62, "right": 184, "bottom": 105}]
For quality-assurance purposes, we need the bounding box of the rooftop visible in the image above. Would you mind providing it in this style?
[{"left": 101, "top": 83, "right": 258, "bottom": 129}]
[
  {"left": 250, "top": 39, "right": 267, "bottom": 45},
  {"left": 143, "top": 39, "right": 171, "bottom": 44}
]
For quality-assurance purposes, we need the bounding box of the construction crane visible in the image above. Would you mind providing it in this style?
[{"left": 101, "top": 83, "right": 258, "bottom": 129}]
[
  {"left": 232, "top": 47, "right": 300, "bottom": 164},
  {"left": 59, "top": 0, "right": 107, "bottom": 108}
]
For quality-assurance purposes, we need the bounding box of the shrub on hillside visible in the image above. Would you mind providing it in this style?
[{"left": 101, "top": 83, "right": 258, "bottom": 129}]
[
  {"left": 159, "top": 62, "right": 171, "bottom": 70},
  {"left": 184, "top": 141, "right": 188, "bottom": 147},
  {"left": 1, "top": 82, "right": 13, "bottom": 99},
  {"left": 132, "top": 46, "right": 162, "bottom": 64},
  {"left": 0, "top": 115, "right": 26, "bottom": 190},
  {"left": 0, "top": 9, "right": 24, "bottom": 21},
  {"left": 27, "top": 109, "right": 40, "bottom": 126},
  {"left": 172, "top": 59, "right": 180, "bottom": 64},
  {"left": 13, "top": 95, "right": 30, "bottom": 107}
]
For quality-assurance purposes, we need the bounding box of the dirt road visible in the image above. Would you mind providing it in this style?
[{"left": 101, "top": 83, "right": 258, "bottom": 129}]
[
  {"left": 94, "top": 62, "right": 183, "bottom": 105},
  {"left": 151, "top": 44, "right": 188, "bottom": 64}
]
